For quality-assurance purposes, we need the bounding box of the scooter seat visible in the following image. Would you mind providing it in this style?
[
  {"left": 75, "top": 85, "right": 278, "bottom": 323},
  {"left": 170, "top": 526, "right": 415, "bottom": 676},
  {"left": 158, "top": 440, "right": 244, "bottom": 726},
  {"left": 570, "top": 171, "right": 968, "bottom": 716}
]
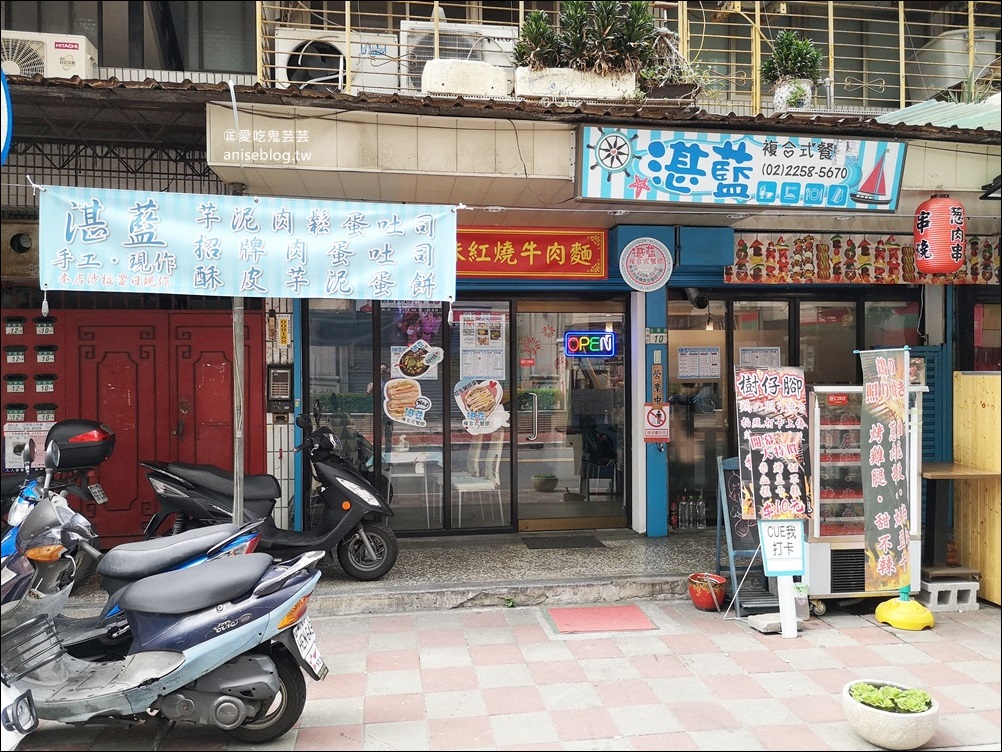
[
  {"left": 96, "top": 524, "right": 240, "bottom": 581},
  {"left": 119, "top": 552, "right": 274, "bottom": 615},
  {"left": 166, "top": 462, "right": 281, "bottom": 500}
]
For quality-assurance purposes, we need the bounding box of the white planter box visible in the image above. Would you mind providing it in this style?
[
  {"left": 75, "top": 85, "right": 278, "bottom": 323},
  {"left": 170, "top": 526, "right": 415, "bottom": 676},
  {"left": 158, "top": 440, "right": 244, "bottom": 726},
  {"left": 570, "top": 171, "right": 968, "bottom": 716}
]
[
  {"left": 421, "top": 59, "right": 511, "bottom": 97},
  {"left": 514, "top": 67, "right": 637, "bottom": 101}
]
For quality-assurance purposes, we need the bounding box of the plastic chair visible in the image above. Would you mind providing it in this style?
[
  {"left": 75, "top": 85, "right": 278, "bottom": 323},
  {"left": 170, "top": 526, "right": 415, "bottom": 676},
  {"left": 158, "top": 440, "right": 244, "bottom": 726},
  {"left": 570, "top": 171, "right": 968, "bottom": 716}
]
[{"left": 451, "top": 435, "right": 503, "bottom": 526}]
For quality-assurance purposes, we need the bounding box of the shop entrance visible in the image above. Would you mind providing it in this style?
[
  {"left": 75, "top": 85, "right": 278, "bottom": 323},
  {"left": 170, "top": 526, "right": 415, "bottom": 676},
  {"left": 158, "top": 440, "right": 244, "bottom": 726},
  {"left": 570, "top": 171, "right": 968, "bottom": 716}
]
[{"left": 514, "top": 301, "right": 627, "bottom": 532}]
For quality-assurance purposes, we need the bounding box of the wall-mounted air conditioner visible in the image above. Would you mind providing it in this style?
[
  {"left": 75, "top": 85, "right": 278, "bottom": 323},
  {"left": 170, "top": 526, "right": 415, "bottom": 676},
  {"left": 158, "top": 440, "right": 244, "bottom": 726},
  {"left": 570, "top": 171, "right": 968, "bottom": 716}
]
[
  {"left": 905, "top": 29, "right": 999, "bottom": 102},
  {"left": 0, "top": 31, "right": 99, "bottom": 79},
  {"left": 273, "top": 27, "right": 398, "bottom": 93},
  {"left": 398, "top": 21, "right": 518, "bottom": 94}
]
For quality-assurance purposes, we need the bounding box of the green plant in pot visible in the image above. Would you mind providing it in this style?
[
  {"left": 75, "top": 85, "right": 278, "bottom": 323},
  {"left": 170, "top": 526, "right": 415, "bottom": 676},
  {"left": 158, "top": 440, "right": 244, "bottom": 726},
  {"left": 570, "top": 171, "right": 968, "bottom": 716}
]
[
  {"left": 513, "top": 2, "right": 656, "bottom": 100},
  {"left": 637, "top": 27, "right": 714, "bottom": 101},
  {"left": 761, "top": 29, "right": 823, "bottom": 110},
  {"left": 842, "top": 680, "right": 940, "bottom": 750}
]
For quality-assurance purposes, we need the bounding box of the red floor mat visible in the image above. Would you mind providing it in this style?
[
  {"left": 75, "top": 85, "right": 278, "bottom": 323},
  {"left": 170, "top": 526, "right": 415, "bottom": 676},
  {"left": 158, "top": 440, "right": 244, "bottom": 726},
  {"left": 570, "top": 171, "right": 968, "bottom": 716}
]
[{"left": 547, "top": 604, "right": 656, "bottom": 634}]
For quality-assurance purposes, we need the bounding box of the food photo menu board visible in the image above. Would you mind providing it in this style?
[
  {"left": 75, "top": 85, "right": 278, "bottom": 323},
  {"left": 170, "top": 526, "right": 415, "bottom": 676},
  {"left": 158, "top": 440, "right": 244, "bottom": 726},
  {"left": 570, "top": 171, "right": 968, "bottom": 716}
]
[{"left": 458, "top": 312, "right": 506, "bottom": 380}]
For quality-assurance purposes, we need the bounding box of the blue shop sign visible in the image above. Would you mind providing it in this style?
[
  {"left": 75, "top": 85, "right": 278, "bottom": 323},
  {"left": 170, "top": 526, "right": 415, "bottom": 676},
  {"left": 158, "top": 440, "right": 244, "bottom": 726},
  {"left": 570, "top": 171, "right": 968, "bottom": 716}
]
[
  {"left": 565, "top": 331, "right": 617, "bottom": 358},
  {"left": 579, "top": 127, "right": 906, "bottom": 212}
]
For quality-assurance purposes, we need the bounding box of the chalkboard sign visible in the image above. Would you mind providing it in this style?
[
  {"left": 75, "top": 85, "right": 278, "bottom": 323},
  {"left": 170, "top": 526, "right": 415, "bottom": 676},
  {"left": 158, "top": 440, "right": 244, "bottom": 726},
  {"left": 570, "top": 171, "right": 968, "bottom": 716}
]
[{"left": 719, "top": 457, "right": 761, "bottom": 553}]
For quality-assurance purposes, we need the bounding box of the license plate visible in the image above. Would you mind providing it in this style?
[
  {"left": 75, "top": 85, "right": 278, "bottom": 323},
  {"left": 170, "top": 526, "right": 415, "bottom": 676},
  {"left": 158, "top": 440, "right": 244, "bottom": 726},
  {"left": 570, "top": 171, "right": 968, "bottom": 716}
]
[
  {"left": 292, "top": 616, "right": 328, "bottom": 678},
  {"left": 89, "top": 484, "right": 108, "bottom": 504}
]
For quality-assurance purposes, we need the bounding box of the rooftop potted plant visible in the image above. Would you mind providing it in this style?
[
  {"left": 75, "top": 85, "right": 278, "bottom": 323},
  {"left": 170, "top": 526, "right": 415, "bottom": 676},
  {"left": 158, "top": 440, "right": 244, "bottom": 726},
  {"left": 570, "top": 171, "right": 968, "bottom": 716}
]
[
  {"left": 637, "top": 28, "right": 713, "bottom": 101},
  {"left": 842, "top": 680, "right": 940, "bottom": 750},
  {"left": 761, "top": 29, "right": 823, "bottom": 110},
  {"left": 514, "top": 1, "right": 656, "bottom": 101}
]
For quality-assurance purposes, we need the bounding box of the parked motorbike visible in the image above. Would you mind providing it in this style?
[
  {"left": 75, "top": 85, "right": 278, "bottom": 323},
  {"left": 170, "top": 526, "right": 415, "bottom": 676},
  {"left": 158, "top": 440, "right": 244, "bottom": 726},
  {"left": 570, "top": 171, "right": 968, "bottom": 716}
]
[
  {"left": 141, "top": 412, "right": 398, "bottom": 581},
  {"left": 1, "top": 438, "right": 262, "bottom": 661},
  {"left": 1, "top": 546, "right": 328, "bottom": 748},
  {"left": 2, "top": 420, "right": 117, "bottom": 595}
]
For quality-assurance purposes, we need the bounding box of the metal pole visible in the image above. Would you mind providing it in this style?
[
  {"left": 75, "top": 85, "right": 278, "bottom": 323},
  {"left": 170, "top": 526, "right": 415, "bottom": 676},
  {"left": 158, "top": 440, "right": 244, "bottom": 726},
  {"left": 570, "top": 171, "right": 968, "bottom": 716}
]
[{"left": 233, "top": 296, "right": 245, "bottom": 524}]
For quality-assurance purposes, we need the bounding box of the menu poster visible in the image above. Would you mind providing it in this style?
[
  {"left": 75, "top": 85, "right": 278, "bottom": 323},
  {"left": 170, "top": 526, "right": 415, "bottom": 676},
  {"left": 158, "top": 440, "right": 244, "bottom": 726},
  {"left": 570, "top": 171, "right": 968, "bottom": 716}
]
[
  {"left": 458, "top": 312, "right": 507, "bottom": 380},
  {"left": 859, "top": 348, "right": 911, "bottom": 592},
  {"left": 733, "top": 365, "right": 812, "bottom": 521}
]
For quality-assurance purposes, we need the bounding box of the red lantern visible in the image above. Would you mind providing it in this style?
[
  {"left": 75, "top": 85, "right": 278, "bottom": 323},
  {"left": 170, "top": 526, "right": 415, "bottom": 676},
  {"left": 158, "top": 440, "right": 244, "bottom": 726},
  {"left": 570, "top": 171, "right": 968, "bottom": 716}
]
[{"left": 914, "top": 193, "right": 965, "bottom": 274}]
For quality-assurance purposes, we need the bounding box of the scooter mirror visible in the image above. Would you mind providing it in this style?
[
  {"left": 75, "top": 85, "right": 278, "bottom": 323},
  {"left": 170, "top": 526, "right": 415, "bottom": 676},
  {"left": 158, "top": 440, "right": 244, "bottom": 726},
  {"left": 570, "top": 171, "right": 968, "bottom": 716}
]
[
  {"left": 44, "top": 440, "right": 61, "bottom": 471},
  {"left": 295, "top": 413, "right": 313, "bottom": 432},
  {"left": 21, "top": 438, "right": 35, "bottom": 466}
]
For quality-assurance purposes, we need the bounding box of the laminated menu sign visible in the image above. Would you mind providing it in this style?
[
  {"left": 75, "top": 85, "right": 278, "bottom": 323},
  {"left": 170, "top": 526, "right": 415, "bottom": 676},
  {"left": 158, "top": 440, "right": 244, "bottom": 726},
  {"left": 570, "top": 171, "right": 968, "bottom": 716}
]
[
  {"left": 858, "top": 348, "right": 910, "bottom": 592},
  {"left": 733, "top": 365, "right": 812, "bottom": 521}
]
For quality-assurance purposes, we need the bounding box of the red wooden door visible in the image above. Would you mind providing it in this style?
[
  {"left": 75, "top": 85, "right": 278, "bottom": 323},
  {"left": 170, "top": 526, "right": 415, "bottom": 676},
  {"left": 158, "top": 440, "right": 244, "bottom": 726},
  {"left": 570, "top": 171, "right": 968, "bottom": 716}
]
[
  {"left": 171, "top": 315, "right": 266, "bottom": 471},
  {"left": 66, "top": 310, "right": 265, "bottom": 546}
]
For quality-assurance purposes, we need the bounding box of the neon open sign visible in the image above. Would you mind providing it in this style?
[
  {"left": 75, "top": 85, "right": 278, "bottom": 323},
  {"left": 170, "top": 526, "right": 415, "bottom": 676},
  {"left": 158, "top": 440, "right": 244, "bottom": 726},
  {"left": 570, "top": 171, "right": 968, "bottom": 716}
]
[{"left": 564, "top": 331, "right": 617, "bottom": 358}]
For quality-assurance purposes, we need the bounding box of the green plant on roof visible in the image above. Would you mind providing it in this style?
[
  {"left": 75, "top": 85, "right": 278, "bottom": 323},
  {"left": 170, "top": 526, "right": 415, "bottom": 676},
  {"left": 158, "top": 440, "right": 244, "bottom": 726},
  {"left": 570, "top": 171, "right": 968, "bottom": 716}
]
[{"left": 761, "top": 29, "right": 823, "bottom": 88}]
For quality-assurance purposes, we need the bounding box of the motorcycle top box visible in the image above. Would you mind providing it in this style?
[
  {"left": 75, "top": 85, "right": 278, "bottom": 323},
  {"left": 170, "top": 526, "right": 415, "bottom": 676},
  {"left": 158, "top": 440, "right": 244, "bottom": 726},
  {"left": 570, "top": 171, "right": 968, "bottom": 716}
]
[{"left": 44, "top": 420, "right": 116, "bottom": 470}]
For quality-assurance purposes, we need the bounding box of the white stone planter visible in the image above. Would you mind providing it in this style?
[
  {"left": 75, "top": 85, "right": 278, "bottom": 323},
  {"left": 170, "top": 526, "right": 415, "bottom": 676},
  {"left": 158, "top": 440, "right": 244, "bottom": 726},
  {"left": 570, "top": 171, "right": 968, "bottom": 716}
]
[
  {"left": 772, "top": 78, "right": 814, "bottom": 110},
  {"left": 421, "top": 58, "right": 511, "bottom": 97},
  {"left": 514, "top": 67, "right": 637, "bottom": 101},
  {"left": 842, "top": 680, "right": 940, "bottom": 750}
]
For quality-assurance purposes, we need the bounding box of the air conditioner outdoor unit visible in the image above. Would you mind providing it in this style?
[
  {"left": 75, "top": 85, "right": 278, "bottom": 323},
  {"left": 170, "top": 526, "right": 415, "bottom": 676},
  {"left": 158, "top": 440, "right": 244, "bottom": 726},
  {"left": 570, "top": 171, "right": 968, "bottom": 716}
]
[
  {"left": 398, "top": 21, "right": 518, "bottom": 94},
  {"left": 1, "top": 30, "right": 99, "bottom": 79},
  {"left": 273, "top": 27, "right": 398, "bottom": 93}
]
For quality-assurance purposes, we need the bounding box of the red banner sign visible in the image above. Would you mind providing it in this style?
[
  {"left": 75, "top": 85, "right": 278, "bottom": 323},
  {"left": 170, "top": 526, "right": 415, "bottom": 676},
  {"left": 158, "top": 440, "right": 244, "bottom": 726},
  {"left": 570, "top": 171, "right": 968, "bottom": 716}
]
[{"left": 457, "top": 227, "right": 607, "bottom": 279}]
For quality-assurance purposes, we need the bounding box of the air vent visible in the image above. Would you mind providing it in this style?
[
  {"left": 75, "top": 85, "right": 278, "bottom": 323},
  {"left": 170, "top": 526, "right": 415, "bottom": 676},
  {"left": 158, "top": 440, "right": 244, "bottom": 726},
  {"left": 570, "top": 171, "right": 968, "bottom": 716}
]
[{"left": 830, "top": 548, "right": 865, "bottom": 593}]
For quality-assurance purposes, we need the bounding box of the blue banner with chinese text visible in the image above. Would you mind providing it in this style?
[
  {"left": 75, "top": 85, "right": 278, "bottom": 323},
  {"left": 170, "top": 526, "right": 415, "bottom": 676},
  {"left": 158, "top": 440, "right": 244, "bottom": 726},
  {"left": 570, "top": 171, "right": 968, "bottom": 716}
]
[
  {"left": 579, "top": 127, "right": 906, "bottom": 211},
  {"left": 39, "top": 186, "right": 457, "bottom": 301}
]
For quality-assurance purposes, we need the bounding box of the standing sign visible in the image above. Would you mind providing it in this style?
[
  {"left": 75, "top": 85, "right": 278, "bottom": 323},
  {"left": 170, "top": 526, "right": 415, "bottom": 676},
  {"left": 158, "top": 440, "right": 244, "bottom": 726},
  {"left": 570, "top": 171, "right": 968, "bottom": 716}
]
[
  {"left": 858, "top": 348, "right": 911, "bottom": 592},
  {"left": 759, "top": 519, "right": 806, "bottom": 577},
  {"left": 733, "top": 365, "right": 812, "bottom": 521}
]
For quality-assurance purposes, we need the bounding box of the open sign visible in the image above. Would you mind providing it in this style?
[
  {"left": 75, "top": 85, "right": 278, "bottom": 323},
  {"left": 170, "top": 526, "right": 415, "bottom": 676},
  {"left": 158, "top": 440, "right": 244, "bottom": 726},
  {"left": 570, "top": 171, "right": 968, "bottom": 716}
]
[{"left": 564, "top": 331, "right": 617, "bottom": 358}]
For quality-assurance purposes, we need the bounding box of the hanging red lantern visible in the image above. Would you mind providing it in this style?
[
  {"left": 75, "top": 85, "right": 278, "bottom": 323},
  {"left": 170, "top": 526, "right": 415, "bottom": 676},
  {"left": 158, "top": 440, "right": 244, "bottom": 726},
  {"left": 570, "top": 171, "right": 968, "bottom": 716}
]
[{"left": 913, "top": 193, "right": 965, "bottom": 274}]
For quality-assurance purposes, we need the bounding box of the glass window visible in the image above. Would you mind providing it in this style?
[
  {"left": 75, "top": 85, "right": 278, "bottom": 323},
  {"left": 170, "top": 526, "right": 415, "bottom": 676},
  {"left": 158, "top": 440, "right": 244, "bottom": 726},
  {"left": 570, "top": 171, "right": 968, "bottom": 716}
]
[
  {"left": 733, "top": 300, "right": 790, "bottom": 368},
  {"left": 863, "top": 301, "right": 922, "bottom": 350},
  {"left": 800, "top": 301, "right": 856, "bottom": 385},
  {"left": 973, "top": 302, "right": 1001, "bottom": 371}
]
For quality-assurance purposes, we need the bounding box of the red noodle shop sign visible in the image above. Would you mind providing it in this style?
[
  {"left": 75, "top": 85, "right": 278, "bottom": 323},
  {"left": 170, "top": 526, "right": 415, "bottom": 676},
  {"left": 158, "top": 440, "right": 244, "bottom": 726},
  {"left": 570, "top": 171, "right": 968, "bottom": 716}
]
[{"left": 457, "top": 228, "right": 607, "bottom": 279}]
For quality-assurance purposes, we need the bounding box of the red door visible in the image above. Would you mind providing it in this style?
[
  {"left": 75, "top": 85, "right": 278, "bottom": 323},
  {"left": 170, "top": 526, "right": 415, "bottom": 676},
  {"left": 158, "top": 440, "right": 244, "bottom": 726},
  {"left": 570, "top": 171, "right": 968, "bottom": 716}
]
[{"left": 66, "top": 310, "right": 265, "bottom": 545}]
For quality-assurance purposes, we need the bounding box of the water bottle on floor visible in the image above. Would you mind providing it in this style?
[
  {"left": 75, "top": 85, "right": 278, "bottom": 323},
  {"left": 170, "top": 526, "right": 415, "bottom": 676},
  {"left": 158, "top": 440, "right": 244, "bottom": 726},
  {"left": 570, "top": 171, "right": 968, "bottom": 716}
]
[{"left": 696, "top": 493, "right": 707, "bottom": 528}]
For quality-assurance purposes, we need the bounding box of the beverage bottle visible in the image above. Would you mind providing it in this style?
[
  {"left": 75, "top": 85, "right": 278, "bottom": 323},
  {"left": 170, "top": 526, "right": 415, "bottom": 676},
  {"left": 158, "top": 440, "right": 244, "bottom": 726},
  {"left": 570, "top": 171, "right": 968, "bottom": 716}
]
[
  {"left": 679, "top": 495, "right": 690, "bottom": 529},
  {"left": 696, "top": 493, "right": 707, "bottom": 528},
  {"left": 669, "top": 492, "right": 679, "bottom": 531},
  {"left": 688, "top": 497, "right": 697, "bottom": 529}
]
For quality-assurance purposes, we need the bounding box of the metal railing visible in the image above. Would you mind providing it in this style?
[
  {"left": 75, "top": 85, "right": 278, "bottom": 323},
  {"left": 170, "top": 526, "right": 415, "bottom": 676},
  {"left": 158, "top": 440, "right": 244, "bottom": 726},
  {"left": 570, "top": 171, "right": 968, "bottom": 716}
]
[{"left": 256, "top": 1, "right": 1001, "bottom": 114}]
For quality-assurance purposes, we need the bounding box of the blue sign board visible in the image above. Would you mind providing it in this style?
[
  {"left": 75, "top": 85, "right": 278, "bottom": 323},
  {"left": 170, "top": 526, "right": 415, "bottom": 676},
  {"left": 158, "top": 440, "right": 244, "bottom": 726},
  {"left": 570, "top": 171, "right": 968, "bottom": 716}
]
[
  {"left": 39, "top": 185, "right": 458, "bottom": 301},
  {"left": 564, "top": 330, "right": 617, "bottom": 358},
  {"left": 579, "top": 127, "right": 906, "bottom": 212}
]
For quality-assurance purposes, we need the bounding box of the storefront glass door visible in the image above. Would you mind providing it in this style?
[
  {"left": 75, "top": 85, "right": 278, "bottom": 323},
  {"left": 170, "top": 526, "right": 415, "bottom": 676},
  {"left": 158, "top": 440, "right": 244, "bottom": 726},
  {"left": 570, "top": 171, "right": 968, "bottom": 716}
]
[{"left": 515, "top": 301, "right": 628, "bottom": 531}]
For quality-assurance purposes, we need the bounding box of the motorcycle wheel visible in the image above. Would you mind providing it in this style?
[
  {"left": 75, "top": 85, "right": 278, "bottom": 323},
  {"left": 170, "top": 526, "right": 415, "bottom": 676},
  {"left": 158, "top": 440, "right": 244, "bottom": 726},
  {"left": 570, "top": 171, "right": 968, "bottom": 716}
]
[
  {"left": 69, "top": 550, "right": 99, "bottom": 595},
  {"left": 336, "top": 522, "right": 398, "bottom": 581},
  {"left": 224, "top": 648, "right": 306, "bottom": 743}
]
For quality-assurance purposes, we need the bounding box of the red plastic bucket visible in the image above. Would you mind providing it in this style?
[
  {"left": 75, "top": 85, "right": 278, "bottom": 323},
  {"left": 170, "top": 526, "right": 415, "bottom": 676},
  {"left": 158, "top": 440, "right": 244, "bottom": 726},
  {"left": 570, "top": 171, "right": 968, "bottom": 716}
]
[{"left": 687, "top": 572, "right": 727, "bottom": 611}]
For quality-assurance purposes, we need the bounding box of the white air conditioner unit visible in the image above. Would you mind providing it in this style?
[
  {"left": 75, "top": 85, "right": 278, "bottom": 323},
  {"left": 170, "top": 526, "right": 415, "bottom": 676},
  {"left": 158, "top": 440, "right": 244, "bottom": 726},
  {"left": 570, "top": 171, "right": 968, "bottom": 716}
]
[
  {"left": 0, "top": 31, "right": 98, "bottom": 79},
  {"left": 273, "top": 27, "right": 398, "bottom": 94},
  {"left": 399, "top": 21, "right": 518, "bottom": 93}
]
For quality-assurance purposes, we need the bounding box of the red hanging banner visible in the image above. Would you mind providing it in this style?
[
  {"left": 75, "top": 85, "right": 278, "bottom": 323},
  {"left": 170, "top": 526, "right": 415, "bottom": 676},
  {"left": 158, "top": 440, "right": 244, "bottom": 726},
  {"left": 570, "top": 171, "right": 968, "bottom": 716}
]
[{"left": 456, "top": 227, "right": 607, "bottom": 279}]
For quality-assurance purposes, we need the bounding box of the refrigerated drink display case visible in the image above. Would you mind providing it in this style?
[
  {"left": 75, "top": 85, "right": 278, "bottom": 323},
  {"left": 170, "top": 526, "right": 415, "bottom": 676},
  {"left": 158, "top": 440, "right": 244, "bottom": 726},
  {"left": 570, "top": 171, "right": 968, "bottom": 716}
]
[{"left": 803, "top": 386, "right": 925, "bottom": 615}]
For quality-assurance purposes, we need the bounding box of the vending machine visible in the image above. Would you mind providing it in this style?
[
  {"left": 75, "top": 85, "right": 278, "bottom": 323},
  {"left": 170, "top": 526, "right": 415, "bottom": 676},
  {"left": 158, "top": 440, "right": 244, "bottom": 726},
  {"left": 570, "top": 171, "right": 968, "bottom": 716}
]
[{"left": 803, "top": 385, "right": 925, "bottom": 615}]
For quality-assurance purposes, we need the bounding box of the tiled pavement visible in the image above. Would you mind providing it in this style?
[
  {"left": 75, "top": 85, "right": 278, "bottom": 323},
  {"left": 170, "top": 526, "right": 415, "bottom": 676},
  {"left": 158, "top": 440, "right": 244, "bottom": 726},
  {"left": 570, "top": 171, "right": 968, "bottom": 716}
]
[{"left": 18, "top": 596, "right": 1002, "bottom": 751}]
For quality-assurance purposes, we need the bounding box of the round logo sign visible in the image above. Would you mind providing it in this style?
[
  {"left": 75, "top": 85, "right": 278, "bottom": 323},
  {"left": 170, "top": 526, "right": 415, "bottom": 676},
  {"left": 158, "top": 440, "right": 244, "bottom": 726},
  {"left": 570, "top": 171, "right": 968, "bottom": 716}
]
[{"left": 619, "top": 237, "right": 673, "bottom": 292}]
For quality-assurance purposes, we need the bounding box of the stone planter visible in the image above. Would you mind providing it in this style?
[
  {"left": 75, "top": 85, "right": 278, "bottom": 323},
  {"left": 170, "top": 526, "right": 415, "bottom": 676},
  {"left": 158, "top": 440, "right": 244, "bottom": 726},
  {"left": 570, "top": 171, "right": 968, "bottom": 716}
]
[
  {"left": 421, "top": 58, "right": 511, "bottom": 98},
  {"left": 531, "top": 475, "right": 559, "bottom": 492},
  {"left": 643, "top": 82, "right": 699, "bottom": 101},
  {"left": 515, "top": 67, "right": 637, "bottom": 101},
  {"left": 772, "top": 78, "right": 814, "bottom": 110},
  {"left": 842, "top": 680, "right": 940, "bottom": 750}
]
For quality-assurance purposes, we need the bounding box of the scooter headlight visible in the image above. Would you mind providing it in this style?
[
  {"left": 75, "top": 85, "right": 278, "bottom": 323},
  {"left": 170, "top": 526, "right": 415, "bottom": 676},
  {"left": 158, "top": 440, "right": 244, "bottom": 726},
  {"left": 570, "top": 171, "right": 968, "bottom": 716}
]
[
  {"left": 6, "top": 497, "right": 32, "bottom": 527},
  {"left": 338, "top": 478, "right": 381, "bottom": 508}
]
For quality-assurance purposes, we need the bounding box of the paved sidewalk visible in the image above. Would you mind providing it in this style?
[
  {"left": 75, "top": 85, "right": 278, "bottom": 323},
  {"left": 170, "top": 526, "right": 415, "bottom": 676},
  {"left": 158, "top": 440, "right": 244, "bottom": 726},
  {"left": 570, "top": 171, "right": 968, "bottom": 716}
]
[{"left": 19, "top": 597, "right": 1001, "bottom": 751}]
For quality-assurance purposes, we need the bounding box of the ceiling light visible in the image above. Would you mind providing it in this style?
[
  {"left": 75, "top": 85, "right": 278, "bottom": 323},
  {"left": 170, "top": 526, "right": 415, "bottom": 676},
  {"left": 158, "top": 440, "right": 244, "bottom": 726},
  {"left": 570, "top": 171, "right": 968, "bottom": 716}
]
[
  {"left": 608, "top": 210, "right": 631, "bottom": 217},
  {"left": 484, "top": 206, "right": 505, "bottom": 213},
  {"left": 727, "top": 213, "right": 749, "bottom": 219},
  {"left": 834, "top": 215, "right": 854, "bottom": 221}
]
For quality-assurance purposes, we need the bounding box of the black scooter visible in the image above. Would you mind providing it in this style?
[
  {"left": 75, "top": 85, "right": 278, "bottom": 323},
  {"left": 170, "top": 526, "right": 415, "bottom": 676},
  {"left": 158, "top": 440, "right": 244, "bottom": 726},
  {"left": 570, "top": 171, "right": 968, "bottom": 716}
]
[{"left": 140, "top": 413, "right": 398, "bottom": 581}]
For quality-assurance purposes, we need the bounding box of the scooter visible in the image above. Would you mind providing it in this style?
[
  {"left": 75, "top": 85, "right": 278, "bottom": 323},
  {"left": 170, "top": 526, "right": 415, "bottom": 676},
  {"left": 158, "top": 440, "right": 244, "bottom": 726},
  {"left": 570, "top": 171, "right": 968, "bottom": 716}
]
[
  {"left": 1, "top": 545, "right": 328, "bottom": 749},
  {"left": 1, "top": 440, "right": 262, "bottom": 661},
  {"left": 2, "top": 420, "right": 117, "bottom": 594},
  {"left": 141, "top": 412, "right": 398, "bottom": 581}
]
